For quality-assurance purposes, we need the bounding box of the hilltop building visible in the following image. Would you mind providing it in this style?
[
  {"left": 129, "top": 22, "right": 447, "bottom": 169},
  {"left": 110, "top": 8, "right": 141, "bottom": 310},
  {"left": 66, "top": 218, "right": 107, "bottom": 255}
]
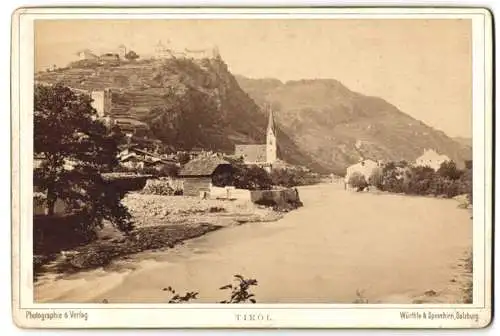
[
  {"left": 117, "top": 44, "right": 127, "bottom": 59},
  {"left": 153, "top": 40, "right": 220, "bottom": 61},
  {"left": 234, "top": 106, "right": 277, "bottom": 173},
  {"left": 99, "top": 52, "right": 120, "bottom": 62},
  {"left": 75, "top": 45, "right": 130, "bottom": 64},
  {"left": 154, "top": 40, "right": 174, "bottom": 59},
  {"left": 76, "top": 49, "right": 98, "bottom": 61},
  {"left": 415, "top": 149, "right": 450, "bottom": 171}
]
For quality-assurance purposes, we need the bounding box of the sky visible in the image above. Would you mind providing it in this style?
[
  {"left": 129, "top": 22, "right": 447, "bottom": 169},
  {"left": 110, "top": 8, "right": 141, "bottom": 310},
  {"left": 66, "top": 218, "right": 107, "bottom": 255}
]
[{"left": 35, "top": 19, "right": 472, "bottom": 138}]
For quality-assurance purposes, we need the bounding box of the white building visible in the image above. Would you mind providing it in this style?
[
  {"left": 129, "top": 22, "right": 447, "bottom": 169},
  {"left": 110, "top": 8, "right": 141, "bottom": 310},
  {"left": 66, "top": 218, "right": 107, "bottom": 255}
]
[
  {"left": 154, "top": 40, "right": 174, "bottom": 59},
  {"left": 345, "top": 159, "right": 380, "bottom": 185},
  {"left": 117, "top": 44, "right": 127, "bottom": 59},
  {"left": 76, "top": 49, "right": 98, "bottom": 61},
  {"left": 415, "top": 149, "right": 450, "bottom": 171}
]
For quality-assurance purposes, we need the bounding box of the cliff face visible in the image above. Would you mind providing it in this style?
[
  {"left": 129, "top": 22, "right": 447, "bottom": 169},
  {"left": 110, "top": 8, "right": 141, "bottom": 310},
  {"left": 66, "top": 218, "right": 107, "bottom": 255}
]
[
  {"left": 35, "top": 58, "right": 325, "bottom": 172},
  {"left": 236, "top": 76, "right": 472, "bottom": 173}
]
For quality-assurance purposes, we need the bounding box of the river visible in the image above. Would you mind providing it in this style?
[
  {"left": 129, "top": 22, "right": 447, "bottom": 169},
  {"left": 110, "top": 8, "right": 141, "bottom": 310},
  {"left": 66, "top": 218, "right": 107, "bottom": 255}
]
[{"left": 35, "top": 183, "right": 472, "bottom": 304}]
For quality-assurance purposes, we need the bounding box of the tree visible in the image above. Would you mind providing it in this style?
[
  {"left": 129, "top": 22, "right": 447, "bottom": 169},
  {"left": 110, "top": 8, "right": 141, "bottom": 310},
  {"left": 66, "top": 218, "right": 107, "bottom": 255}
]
[
  {"left": 348, "top": 172, "right": 368, "bottom": 191},
  {"left": 223, "top": 157, "right": 272, "bottom": 190},
  {"left": 270, "top": 168, "right": 310, "bottom": 187},
  {"left": 233, "top": 165, "right": 272, "bottom": 190},
  {"left": 34, "top": 83, "right": 132, "bottom": 232},
  {"left": 124, "top": 50, "right": 140, "bottom": 61},
  {"left": 437, "top": 160, "right": 463, "bottom": 180}
]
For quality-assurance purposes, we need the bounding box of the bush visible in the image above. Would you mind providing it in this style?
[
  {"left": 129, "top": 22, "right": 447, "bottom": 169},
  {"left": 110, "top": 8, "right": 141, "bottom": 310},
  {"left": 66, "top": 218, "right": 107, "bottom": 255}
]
[
  {"left": 348, "top": 172, "right": 368, "bottom": 191},
  {"left": 459, "top": 168, "right": 473, "bottom": 204},
  {"left": 229, "top": 163, "right": 272, "bottom": 190},
  {"left": 437, "top": 160, "right": 463, "bottom": 180},
  {"left": 379, "top": 164, "right": 406, "bottom": 193},
  {"left": 404, "top": 166, "right": 435, "bottom": 195},
  {"left": 270, "top": 168, "right": 320, "bottom": 187},
  {"left": 377, "top": 160, "right": 472, "bottom": 200}
]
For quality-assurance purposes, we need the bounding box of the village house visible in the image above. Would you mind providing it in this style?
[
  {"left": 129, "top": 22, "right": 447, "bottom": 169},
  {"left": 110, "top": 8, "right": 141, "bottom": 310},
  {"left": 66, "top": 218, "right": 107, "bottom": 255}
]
[
  {"left": 76, "top": 49, "right": 98, "bottom": 61},
  {"left": 344, "top": 158, "right": 382, "bottom": 189},
  {"left": 234, "top": 107, "right": 277, "bottom": 173},
  {"left": 118, "top": 147, "right": 176, "bottom": 170},
  {"left": 178, "top": 157, "right": 233, "bottom": 197},
  {"left": 119, "top": 152, "right": 144, "bottom": 170},
  {"left": 415, "top": 149, "right": 450, "bottom": 171}
]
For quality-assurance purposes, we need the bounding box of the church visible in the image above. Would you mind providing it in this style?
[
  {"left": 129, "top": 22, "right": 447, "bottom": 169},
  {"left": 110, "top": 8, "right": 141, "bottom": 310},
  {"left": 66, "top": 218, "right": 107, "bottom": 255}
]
[{"left": 234, "top": 107, "right": 277, "bottom": 173}]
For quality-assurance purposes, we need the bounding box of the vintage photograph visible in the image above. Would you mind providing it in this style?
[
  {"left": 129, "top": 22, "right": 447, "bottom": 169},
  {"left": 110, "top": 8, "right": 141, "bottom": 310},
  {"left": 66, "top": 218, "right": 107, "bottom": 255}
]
[{"left": 12, "top": 7, "right": 492, "bottom": 329}]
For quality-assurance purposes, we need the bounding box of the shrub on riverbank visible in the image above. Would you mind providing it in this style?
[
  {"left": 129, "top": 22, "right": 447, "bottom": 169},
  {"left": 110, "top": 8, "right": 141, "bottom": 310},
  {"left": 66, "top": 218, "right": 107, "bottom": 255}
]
[
  {"left": 374, "top": 160, "right": 472, "bottom": 201},
  {"left": 270, "top": 168, "right": 321, "bottom": 187},
  {"left": 348, "top": 172, "right": 369, "bottom": 191}
]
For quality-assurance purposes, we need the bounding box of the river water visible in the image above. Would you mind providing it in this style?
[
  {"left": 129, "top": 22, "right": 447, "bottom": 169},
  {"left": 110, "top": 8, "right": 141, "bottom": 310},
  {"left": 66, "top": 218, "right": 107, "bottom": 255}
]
[{"left": 35, "top": 183, "right": 472, "bottom": 304}]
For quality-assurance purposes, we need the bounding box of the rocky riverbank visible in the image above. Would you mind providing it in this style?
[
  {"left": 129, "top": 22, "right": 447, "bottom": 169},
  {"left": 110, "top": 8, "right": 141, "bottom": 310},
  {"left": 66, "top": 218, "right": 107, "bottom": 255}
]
[{"left": 34, "top": 193, "right": 285, "bottom": 278}]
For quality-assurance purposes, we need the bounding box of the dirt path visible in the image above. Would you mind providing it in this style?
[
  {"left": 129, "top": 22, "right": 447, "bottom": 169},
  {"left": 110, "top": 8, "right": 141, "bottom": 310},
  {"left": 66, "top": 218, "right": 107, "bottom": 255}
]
[{"left": 34, "top": 183, "right": 472, "bottom": 303}]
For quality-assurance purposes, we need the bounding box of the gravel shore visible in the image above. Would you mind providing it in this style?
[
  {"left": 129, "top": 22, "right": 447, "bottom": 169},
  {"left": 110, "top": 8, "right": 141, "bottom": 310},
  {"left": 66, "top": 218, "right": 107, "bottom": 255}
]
[{"left": 35, "top": 193, "right": 284, "bottom": 277}]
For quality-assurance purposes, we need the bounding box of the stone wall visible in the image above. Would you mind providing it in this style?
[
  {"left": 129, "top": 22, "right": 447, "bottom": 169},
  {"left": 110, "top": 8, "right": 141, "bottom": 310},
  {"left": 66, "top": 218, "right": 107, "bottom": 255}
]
[{"left": 210, "top": 186, "right": 251, "bottom": 201}]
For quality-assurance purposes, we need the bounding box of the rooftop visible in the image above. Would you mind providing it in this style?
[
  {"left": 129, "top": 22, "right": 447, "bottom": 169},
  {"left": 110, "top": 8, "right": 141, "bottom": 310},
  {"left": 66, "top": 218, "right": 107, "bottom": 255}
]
[{"left": 179, "top": 156, "right": 231, "bottom": 177}]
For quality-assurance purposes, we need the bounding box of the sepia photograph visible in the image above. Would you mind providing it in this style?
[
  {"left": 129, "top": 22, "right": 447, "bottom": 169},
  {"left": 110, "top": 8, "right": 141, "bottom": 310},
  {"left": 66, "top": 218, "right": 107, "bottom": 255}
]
[{"left": 11, "top": 7, "right": 492, "bottom": 329}]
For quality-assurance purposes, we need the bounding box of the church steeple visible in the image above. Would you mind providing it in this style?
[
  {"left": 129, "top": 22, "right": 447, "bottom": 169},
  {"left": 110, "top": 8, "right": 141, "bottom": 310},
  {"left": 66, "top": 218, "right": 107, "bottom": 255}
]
[
  {"left": 267, "top": 104, "right": 276, "bottom": 135},
  {"left": 265, "top": 104, "right": 277, "bottom": 164}
]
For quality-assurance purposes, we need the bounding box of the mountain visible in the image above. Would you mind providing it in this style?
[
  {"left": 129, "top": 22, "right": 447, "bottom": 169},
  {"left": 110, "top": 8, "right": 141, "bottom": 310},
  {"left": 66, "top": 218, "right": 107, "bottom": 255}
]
[
  {"left": 236, "top": 76, "right": 472, "bottom": 173},
  {"left": 35, "top": 57, "right": 325, "bottom": 172},
  {"left": 35, "top": 55, "right": 471, "bottom": 175},
  {"left": 453, "top": 137, "right": 472, "bottom": 149}
]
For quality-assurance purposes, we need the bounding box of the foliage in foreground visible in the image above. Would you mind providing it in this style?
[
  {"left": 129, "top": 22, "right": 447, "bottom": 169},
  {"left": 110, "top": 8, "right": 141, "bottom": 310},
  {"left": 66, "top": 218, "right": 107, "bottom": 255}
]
[
  {"left": 161, "top": 275, "right": 259, "bottom": 304},
  {"left": 34, "top": 83, "right": 132, "bottom": 232}
]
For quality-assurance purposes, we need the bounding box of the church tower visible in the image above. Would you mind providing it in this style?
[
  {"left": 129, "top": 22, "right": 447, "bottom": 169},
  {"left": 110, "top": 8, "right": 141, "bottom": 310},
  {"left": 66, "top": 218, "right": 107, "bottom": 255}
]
[{"left": 266, "top": 105, "right": 277, "bottom": 164}]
